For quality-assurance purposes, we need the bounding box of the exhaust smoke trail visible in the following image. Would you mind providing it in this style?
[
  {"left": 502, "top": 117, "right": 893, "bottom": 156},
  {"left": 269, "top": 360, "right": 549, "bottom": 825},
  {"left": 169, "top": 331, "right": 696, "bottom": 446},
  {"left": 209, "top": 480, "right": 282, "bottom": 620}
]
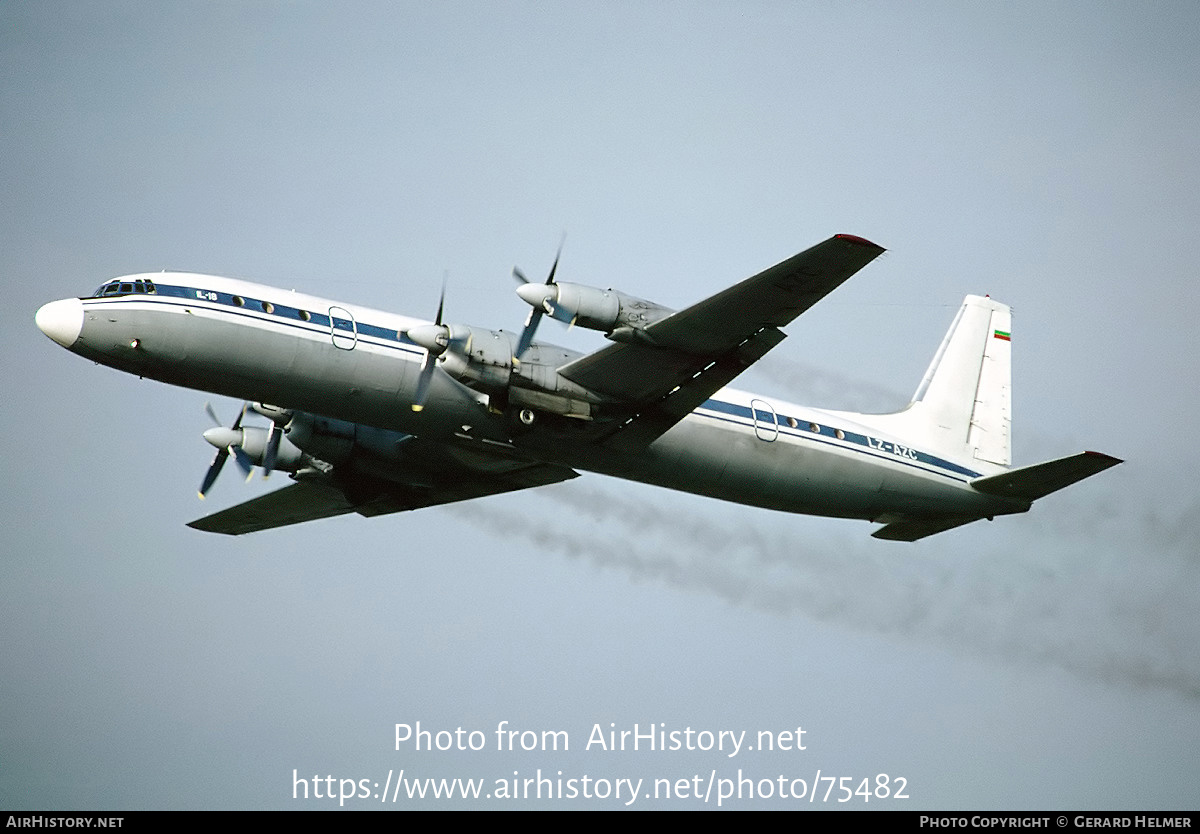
[
  {"left": 449, "top": 478, "right": 1200, "bottom": 700},
  {"left": 745, "top": 356, "right": 906, "bottom": 413}
]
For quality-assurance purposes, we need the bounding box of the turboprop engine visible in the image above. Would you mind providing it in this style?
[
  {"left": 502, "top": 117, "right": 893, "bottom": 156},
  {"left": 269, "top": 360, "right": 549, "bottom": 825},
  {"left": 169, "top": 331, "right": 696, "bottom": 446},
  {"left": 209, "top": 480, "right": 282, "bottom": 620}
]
[
  {"left": 197, "top": 403, "right": 433, "bottom": 499},
  {"left": 405, "top": 322, "right": 515, "bottom": 394},
  {"left": 515, "top": 281, "right": 673, "bottom": 342}
]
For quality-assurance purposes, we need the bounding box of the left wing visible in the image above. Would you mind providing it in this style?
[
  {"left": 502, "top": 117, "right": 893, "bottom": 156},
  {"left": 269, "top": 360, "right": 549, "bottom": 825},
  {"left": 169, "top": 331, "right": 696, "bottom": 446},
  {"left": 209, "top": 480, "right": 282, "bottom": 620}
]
[
  {"left": 556, "top": 234, "right": 884, "bottom": 448},
  {"left": 188, "top": 459, "right": 578, "bottom": 535}
]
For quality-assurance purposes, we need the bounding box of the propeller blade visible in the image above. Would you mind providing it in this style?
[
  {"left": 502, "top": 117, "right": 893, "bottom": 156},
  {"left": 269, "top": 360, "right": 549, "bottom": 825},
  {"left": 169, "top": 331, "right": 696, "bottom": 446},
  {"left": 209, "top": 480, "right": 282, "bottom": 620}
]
[
  {"left": 232, "top": 447, "right": 254, "bottom": 478},
  {"left": 512, "top": 239, "right": 564, "bottom": 360},
  {"left": 198, "top": 402, "right": 253, "bottom": 496},
  {"left": 410, "top": 277, "right": 449, "bottom": 412},
  {"left": 411, "top": 353, "right": 436, "bottom": 412},
  {"left": 229, "top": 404, "right": 254, "bottom": 477},
  {"left": 434, "top": 274, "right": 446, "bottom": 327},
  {"left": 514, "top": 306, "right": 543, "bottom": 358},
  {"left": 198, "top": 448, "right": 228, "bottom": 499},
  {"left": 261, "top": 422, "right": 281, "bottom": 477},
  {"left": 545, "top": 241, "right": 562, "bottom": 285}
]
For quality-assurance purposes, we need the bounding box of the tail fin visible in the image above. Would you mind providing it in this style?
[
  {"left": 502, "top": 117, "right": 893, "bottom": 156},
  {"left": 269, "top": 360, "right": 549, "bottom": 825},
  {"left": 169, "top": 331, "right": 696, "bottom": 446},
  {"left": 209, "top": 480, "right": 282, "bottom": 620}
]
[
  {"left": 857, "top": 296, "right": 1124, "bottom": 541},
  {"left": 860, "top": 295, "right": 1012, "bottom": 466}
]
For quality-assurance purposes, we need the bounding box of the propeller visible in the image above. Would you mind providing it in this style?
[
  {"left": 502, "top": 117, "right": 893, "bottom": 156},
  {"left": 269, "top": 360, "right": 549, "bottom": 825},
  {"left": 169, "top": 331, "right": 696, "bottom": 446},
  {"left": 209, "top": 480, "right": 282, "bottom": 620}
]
[
  {"left": 404, "top": 276, "right": 450, "bottom": 412},
  {"left": 512, "top": 237, "right": 566, "bottom": 359},
  {"left": 198, "top": 403, "right": 254, "bottom": 498},
  {"left": 261, "top": 422, "right": 281, "bottom": 477}
]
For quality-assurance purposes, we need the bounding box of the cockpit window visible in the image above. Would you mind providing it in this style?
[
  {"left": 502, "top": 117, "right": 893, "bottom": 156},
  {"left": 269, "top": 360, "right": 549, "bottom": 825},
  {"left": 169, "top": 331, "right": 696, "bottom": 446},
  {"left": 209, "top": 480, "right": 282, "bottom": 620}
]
[{"left": 91, "top": 280, "right": 158, "bottom": 298}]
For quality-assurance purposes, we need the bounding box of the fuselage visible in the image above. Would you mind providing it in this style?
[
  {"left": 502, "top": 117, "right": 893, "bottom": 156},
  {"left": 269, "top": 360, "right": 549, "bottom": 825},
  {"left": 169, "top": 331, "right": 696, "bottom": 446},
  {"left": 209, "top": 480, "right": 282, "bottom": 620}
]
[{"left": 35, "top": 272, "right": 1026, "bottom": 525}]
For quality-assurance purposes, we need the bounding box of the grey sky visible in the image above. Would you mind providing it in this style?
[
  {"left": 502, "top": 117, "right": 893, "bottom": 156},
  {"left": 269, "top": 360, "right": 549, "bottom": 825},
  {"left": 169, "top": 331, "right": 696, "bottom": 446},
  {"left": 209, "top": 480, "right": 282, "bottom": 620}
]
[{"left": 3, "top": 1, "right": 1197, "bottom": 809}]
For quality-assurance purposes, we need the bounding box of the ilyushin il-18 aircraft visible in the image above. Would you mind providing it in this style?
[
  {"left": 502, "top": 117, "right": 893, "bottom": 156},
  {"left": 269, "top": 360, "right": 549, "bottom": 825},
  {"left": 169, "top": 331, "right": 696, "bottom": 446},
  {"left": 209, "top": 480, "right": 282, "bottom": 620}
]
[{"left": 35, "top": 234, "right": 1120, "bottom": 539}]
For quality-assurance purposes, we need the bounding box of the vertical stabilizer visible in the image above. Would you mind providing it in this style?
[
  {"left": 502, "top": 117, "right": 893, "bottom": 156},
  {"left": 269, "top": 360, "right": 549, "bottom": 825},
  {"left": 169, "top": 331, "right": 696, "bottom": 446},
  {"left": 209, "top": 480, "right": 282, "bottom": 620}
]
[{"left": 852, "top": 295, "right": 1012, "bottom": 467}]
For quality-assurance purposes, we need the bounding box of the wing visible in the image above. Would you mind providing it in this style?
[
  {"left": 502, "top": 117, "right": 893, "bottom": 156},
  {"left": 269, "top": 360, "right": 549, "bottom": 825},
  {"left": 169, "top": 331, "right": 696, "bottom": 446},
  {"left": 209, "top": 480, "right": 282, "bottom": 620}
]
[
  {"left": 187, "top": 481, "right": 358, "bottom": 535},
  {"left": 188, "top": 459, "right": 578, "bottom": 535},
  {"left": 557, "top": 234, "right": 885, "bottom": 448}
]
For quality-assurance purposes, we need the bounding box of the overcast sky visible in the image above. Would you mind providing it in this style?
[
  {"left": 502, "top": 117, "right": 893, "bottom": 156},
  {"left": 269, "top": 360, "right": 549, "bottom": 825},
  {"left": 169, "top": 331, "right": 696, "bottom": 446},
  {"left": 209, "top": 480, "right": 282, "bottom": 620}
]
[{"left": 3, "top": 1, "right": 1198, "bottom": 810}]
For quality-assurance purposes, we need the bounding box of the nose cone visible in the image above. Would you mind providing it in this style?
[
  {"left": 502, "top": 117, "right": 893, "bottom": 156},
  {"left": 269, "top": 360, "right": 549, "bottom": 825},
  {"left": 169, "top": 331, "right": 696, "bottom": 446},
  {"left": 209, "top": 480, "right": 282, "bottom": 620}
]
[
  {"left": 35, "top": 298, "right": 84, "bottom": 348},
  {"left": 203, "top": 427, "right": 243, "bottom": 450},
  {"left": 515, "top": 282, "right": 556, "bottom": 309}
]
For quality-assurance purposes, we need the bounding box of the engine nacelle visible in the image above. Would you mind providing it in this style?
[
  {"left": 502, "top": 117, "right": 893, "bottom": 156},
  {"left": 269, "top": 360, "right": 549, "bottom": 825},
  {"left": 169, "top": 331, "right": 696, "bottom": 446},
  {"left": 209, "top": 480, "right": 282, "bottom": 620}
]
[
  {"left": 437, "top": 325, "right": 514, "bottom": 393},
  {"left": 283, "top": 414, "right": 355, "bottom": 464},
  {"left": 284, "top": 413, "right": 416, "bottom": 467},
  {"left": 517, "top": 282, "right": 674, "bottom": 335},
  {"left": 235, "top": 426, "right": 304, "bottom": 471}
]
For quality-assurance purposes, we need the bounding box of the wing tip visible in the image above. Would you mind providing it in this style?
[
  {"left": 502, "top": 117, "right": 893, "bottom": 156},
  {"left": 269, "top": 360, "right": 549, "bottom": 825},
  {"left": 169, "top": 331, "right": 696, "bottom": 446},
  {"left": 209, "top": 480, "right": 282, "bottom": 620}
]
[{"left": 835, "top": 233, "right": 885, "bottom": 251}]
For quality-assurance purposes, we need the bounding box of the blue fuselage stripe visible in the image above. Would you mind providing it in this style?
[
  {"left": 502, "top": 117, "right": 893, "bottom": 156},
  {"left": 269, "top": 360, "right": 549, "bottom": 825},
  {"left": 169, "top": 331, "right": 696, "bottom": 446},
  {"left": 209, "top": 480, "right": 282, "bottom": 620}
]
[
  {"left": 86, "top": 284, "right": 981, "bottom": 484},
  {"left": 695, "top": 399, "right": 980, "bottom": 482}
]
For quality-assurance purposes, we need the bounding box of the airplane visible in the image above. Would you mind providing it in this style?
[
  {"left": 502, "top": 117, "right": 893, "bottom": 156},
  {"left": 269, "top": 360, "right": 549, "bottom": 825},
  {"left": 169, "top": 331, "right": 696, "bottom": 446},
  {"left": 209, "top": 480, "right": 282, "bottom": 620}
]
[{"left": 34, "top": 234, "right": 1120, "bottom": 540}]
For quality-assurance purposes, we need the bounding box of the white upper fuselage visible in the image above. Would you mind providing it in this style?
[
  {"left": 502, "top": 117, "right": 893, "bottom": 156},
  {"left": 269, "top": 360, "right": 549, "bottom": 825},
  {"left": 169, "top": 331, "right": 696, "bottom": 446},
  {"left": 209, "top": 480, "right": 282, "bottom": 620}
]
[{"left": 36, "top": 271, "right": 1021, "bottom": 526}]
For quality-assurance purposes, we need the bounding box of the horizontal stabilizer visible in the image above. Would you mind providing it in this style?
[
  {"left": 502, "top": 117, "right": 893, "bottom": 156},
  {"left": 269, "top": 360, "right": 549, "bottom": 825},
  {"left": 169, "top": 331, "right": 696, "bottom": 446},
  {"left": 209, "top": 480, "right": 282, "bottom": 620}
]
[
  {"left": 871, "top": 515, "right": 987, "bottom": 542},
  {"left": 970, "top": 450, "right": 1122, "bottom": 501}
]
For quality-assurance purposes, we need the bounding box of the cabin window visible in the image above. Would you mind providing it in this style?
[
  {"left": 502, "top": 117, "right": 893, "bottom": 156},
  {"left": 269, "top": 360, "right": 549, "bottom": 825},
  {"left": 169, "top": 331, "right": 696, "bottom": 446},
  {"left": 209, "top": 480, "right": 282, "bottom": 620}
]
[
  {"left": 786, "top": 416, "right": 798, "bottom": 429},
  {"left": 232, "top": 296, "right": 244, "bottom": 307},
  {"left": 298, "top": 310, "right": 311, "bottom": 321},
  {"left": 809, "top": 423, "right": 821, "bottom": 433},
  {"left": 262, "top": 301, "right": 274, "bottom": 314},
  {"left": 835, "top": 429, "right": 845, "bottom": 440}
]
